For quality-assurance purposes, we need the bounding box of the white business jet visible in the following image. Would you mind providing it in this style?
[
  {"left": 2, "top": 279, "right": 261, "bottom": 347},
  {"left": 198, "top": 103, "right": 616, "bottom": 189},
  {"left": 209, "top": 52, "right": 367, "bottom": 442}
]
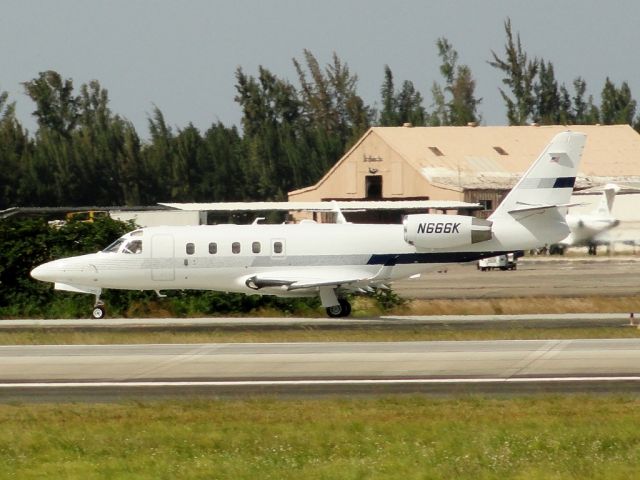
[
  {"left": 552, "top": 184, "right": 620, "bottom": 255},
  {"left": 31, "top": 131, "right": 586, "bottom": 319}
]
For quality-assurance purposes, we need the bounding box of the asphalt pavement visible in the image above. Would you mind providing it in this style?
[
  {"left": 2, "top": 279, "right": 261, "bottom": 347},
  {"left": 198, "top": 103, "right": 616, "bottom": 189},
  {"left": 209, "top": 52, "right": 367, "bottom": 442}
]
[{"left": 3, "top": 338, "right": 640, "bottom": 400}]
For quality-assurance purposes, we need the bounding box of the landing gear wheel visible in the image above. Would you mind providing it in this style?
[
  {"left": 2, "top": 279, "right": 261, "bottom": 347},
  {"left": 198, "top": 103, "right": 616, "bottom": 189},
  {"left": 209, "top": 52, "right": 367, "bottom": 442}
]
[
  {"left": 92, "top": 305, "right": 106, "bottom": 319},
  {"left": 325, "top": 299, "right": 351, "bottom": 318},
  {"left": 339, "top": 298, "right": 351, "bottom": 317}
]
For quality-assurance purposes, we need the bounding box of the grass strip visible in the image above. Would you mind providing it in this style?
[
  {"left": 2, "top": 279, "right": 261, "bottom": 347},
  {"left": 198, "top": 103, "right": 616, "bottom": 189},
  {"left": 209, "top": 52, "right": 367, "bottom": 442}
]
[
  {"left": 1, "top": 395, "right": 640, "bottom": 479},
  {"left": 400, "top": 296, "right": 640, "bottom": 316},
  {"left": 0, "top": 325, "right": 639, "bottom": 345}
]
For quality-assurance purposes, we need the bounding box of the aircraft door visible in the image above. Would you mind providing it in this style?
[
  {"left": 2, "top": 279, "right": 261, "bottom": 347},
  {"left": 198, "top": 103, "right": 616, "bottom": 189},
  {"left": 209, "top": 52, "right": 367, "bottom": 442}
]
[{"left": 151, "top": 234, "right": 175, "bottom": 281}]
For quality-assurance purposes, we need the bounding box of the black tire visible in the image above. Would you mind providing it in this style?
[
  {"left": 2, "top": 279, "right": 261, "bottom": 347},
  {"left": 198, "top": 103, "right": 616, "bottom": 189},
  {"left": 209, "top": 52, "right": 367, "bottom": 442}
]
[
  {"left": 92, "top": 305, "right": 106, "bottom": 319},
  {"left": 339, "top": 298, "right": 352, "bottom": 317},
  {"left": 325, "top": 299, "right": 352, "bottom": 318}
]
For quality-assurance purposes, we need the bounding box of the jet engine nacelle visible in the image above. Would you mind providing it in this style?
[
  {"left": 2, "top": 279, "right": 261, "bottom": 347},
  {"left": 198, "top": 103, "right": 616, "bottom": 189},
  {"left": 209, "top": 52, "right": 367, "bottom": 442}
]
[{"left": 403, "top": 214, "right": 492, "bottom": 249}]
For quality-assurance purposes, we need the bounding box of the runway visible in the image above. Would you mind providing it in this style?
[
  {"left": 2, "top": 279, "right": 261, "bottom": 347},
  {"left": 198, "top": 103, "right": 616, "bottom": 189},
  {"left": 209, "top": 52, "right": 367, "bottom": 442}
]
[
  {"left": 0, "top": 312, "right": 633, "bottom": 330},
  {"left": 2, "top": 339, "right": 640, "bottom": 400}
]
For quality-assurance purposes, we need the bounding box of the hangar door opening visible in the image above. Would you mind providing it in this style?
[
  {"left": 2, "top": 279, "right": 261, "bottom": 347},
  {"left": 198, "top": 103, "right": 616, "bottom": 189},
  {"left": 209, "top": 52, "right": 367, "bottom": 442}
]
[{"left": 365, "top": 175, "right": 382, "bottom": 199}]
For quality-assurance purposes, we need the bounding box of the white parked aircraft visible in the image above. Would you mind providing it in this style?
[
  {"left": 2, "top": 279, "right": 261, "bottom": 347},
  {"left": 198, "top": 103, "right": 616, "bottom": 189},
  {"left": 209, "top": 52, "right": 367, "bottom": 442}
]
[
  {"left": 552, "top": 184, "right": 620, "bottom": 255},
  {"left": 31, "top": 131, "right": 586, "bottom": 318}
]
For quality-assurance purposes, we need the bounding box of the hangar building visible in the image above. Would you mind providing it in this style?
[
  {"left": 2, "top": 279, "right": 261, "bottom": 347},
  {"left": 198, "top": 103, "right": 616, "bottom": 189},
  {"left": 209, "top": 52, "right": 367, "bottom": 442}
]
[{"left": 288, "top": 124, "right": 640, "bottom": 222}]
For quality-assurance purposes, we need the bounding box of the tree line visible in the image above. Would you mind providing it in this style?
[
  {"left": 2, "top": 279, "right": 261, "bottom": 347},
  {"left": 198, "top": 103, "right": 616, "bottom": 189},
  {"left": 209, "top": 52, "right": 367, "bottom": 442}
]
[{"left": 1, "top": 18, "right": 638, "bottom": 210}]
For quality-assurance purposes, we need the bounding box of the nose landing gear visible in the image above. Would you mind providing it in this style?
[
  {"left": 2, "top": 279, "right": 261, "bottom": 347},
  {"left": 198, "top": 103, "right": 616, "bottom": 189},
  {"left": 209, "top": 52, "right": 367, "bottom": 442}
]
[
  {"left": 92, "top": 303, "right": 106, "bottom": 319},
  {"left": 92, "top": 289, "right": 105, "bottom": 319}
]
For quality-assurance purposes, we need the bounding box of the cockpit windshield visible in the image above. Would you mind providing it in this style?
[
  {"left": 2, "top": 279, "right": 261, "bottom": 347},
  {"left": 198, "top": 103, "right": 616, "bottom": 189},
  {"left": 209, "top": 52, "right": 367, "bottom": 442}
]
[
  {"left": 102, "top": 238, "right": 143, "bottom": 254},
  {"left": 123, "top": 240, "right": 143, "bottom": 254},
  {"left": 103, "top": 238, "right": 125, "bottom": 253}
]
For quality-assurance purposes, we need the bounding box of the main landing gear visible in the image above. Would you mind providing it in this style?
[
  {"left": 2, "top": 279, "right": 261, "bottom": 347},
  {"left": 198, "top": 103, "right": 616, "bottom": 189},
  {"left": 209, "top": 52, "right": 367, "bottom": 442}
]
[
  {"left": 320, "top": 287, "right": 352, "bottom": 318},
  {"left": 325, "top": 298, "right": 352, "bottom": 318}
]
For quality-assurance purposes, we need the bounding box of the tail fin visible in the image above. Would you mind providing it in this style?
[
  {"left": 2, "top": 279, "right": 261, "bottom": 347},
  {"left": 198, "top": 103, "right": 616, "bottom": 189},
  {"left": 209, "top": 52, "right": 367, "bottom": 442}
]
[
  {"left": 490, "top": 131, "right": 586, "bottom": 220},
  {"left": 594, "top": 183, "right": 619, "bottom": 217}
]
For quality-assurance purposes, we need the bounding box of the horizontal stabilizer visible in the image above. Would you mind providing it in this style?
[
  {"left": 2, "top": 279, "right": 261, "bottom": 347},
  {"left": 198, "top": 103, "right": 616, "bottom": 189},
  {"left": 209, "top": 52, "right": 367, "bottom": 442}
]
[{"left": 508, "top": 202, "right": 583, "bottom": 216}]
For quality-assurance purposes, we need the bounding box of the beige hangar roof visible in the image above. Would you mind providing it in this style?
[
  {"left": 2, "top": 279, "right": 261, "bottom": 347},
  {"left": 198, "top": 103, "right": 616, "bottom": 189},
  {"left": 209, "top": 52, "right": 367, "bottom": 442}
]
[
  {"left": 374, "top": 124, "right": 640, "bottom": 188},
  {"left": 290, "top": 124, "right": 640, "bottom": 198}
]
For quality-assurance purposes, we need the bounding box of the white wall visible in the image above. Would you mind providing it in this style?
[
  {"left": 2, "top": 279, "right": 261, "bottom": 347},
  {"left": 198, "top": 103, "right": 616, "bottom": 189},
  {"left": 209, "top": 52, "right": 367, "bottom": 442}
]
[{"left": 110, "top": 210, "right": 205, "bottom": 227}]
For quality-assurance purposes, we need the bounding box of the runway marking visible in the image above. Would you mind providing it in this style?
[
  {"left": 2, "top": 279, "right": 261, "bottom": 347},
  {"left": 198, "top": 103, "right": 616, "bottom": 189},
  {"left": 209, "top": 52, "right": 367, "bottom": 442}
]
[
  {"left": 502, "top": 339, "right": 570, "bottom": 378},
  {"left": 2, "top": 377, "right": 640, "bottom": 388}
]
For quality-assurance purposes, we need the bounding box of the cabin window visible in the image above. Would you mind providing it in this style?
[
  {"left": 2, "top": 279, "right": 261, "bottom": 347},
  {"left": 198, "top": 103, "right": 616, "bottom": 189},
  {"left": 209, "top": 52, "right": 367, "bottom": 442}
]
[
  {"left": 252, "top": 242, "right": 261, "bottom": 254},
  {"left": 232, "top": 242, "right": 241, "bottom": 254},
  {"left": 209, "top": 242, "right": 217, "bottom": 254},
  {"left": 186, "top": 243, "right": 195, "bottom": 255},
  {"left": 273, "top": 241, "right": 283, "bottom": 254}
]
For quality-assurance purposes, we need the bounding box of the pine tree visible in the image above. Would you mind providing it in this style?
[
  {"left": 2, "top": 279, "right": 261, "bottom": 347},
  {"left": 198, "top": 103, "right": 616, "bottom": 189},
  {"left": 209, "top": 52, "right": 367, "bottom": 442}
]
[
  {"left": 199, "top": 123, "right": 245, "bottom": 201},
  {"left": 379, "top": 66, "right": 397, "bottom": 126},
  {"left": 489, "top": 18, "right": 538, "bottom": 125},
  {"left": 172, "top": 123, "right": 204, "bottom": 201},
  {"left": 378, "top": 66, "right": 426, "bottom": 126},
  {"left": 396, "top": 80, "right": 426, "bottom": 126},
  {"left": 428, "top": 83, "right": 447, "bottom": 126},
  {"left": 144, "top": 106, "right": 175, "bottom": 201},
  {"left": 235, "top": 66, "right": 302, "bottom": 199},
  {"left": 23, "top": 71, "right": 80, "bottom": 138},
  {"left": 294, "top": 50, "right": 372, "bottom": 147},
  {"left": 533, "top": 60, "right": 561, "bottom": 124},
  {"left": 116, "top": 119, "right": 143, "bottom": 205},
  {"left": 0, "top": 90, "right": 31, "bottom": 208},
  {"left": 432, "top": 37, "right": 481, "bottom": 126},
  {"left": 600, "top": 78, "right": 637, "bottom": 125}
]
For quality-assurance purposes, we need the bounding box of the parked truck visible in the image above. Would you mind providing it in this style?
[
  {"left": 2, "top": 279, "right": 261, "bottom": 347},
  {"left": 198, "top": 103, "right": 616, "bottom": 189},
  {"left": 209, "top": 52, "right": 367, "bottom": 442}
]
[{"left": 477, "top": 253, "right": 517, "bottom": 271}]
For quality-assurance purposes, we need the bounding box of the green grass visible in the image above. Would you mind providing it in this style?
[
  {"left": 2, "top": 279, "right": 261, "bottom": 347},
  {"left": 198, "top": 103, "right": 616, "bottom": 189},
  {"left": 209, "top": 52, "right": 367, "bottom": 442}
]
[
  {"left": 0, "top": 325, "right": 639, "bottom": 345},
  {"left": 1, "top": 396, "right": 640, "bottom": 479}
]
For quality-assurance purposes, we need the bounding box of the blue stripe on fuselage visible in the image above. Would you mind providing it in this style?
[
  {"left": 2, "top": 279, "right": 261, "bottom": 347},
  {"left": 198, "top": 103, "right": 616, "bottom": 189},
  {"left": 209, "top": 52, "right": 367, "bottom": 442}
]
[{"left": 367, "top": 251, "right": 521, "bottom": 266}]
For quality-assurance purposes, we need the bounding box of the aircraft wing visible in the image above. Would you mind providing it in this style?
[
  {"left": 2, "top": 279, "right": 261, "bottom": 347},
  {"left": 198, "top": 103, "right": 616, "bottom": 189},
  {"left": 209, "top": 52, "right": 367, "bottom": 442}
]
[
  {"left": 161, "top": 200, "right": 480, "bottom": 212},
  {"left": 244, "top": 265, "right": 394, "bottom": 291}
]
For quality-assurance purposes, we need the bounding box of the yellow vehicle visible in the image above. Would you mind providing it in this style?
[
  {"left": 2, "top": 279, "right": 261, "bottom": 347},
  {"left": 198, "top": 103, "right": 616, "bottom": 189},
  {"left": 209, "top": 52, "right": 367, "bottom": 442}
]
[{"left": 66, "top": 210, "right": 109, "bottom": 223}]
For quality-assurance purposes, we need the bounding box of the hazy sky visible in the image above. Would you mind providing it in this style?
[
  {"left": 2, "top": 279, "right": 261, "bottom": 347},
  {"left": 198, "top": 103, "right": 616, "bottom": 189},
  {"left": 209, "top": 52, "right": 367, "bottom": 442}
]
[{"left": 2, "top": 0, "right": 639, "bottom": 136}]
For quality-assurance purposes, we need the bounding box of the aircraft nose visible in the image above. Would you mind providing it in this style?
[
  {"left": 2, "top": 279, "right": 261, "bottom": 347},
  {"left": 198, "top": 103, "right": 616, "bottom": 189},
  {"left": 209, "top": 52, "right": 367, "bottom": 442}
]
[
  {"left": 30, "top": 261, "right": 61, "bottom": 283},
  {"left": 31, "top": 258, "right": 99, "bottom": 284}
]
